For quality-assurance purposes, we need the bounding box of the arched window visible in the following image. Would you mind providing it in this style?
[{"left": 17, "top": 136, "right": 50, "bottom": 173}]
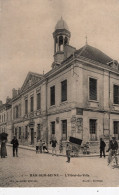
[
  {"left": 59, "top": 36, "right": 63, "bottom": 51},
  {"left": 55, "top": 37, "right": 58, "bottom": 52},
  {"left": 64, "top": 37, "right": 68, "bottom": 45}
]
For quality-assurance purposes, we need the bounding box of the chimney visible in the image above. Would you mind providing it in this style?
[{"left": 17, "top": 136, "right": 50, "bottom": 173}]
[
  {"left": 0, "top": 100, "right": 3, "bottom": 106},
  {"left": 12, "top": 88, "right": 18, "bottom": 98},
  {"left": 18, "top": 88, "right": 21, "bottom": 95},
  {"left": 6, "top": 96, "right": 11, "bottom": 103}
]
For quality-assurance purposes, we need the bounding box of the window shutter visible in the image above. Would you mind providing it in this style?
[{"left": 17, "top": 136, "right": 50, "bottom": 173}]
[
  {"left": 62, "top": 120, "right": 67, "bottom": 140},
  {"left": 50, "top": 86, "right": 55, "bottom": 106},
  {"left": 90, "top": 119, "right": 96, "bottom": 134},
  {"left": 31, "top": 96, "right": 34, "bottom": 112},
  {"left": 25, "top": 99, "right": 28, "bottom": 114},
  {"left": 51, "top": 121, "right": 55, "bottom": 134},
  {"left": 37, "top": 93, "right": 41, "bottom": 109},
  {"left": 114, "top": 85, "right": 119, "bottom": 104},
  {"left": 61, "top": 80, "right": 67, "bottom": 102},
  {"left": 89, "top": 78, "right": 97, "bottom": 100},
  {"left": 114, "top": 121, "right": 119, "bottom": 134}
]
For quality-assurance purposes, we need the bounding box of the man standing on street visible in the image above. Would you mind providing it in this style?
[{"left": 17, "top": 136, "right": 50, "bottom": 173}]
[
  {"left": 106, "top": 136, "right": 118, "bottom": 165},
  {"left": 11, "top": 136, "right": 19, "bottom": 157},
  {"left": 66, "top": 142, "right": 72, "bottom": 163},
  {"left": 50, "top": 137, "right": 57, "bottom": 156},
  {"left": 100, "top": 138, "right": 106, "bottom": 158}
]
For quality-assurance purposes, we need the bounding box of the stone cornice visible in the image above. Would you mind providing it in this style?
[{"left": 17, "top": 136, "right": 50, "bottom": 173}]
[
  {"left": 76, "top": 55, "right": 119, "bottom": 75},
  {"left": 6, "top": 53, "right": 119, "bottom": 105}
]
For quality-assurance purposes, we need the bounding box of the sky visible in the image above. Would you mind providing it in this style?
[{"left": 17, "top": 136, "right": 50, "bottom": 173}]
[{"left": 0, "top": 0, "right": 119, "bottom": 103}]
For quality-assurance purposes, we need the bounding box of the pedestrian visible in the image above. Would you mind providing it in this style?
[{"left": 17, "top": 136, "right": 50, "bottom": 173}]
[
  {"left": 59, "top": 139, "right": 63, "bottom": 153},
  {"left": 42, "top": 141, "right": 49, "bottom": 153},
  {"left": 39, "top": 139, "right": 43, "bottom": 153},
  {"left": 100, "top": 138, "right": 106, "bottom": 158},
  {"left": 106, "top": 136, "right": 118, "bottom": 165},
  {"left": 36, "top": 140, "right": 39, "bottom": 154},
  {"left": 50, "top": 137, "right": 57, "bottom": 155},
  {"left": 11, "top": 136, "right": 19, "bottom": 157},
  {"left": 1, "top": 140, "right": 7, "bottom": 158},
  {"left": 66, "top": 142, "right": 71, "bottom": 163}
]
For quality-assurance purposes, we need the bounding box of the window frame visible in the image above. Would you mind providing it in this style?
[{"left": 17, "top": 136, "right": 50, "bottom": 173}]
[
  {"left": 88, "top": 77, "right": 98, "bottom": 101},
  {"left": 50, "top": 85, "right": 55, "bottom": 106},
  {"left": 30, "top": 96, "right": 34, "bottom": 112},
  {"left": 89, "top": 119, "right": 97, "bottom": 134},
  {"left": 25, "top": 99, "right": 28, "bottom": 114},
  {"left": 61, "top": 79, "right": 67, "bottom": 102},
  {"left": 113, "top": 84, "right": 119, "bottom": 105},
  {"left": 61, "top": 120, "right": 67, "bottom": 140},
  {"left": 51, "top": 121, "right": 55, "bottom": 135},
  {"left": 37, "top": 93, "right": 41, "bottom": 110},
  {"left": 25, "top": 126, "right": 28, "bottom": 139},
  {"left": 113, "top": 121, "right": 119, "bottom": 134}
]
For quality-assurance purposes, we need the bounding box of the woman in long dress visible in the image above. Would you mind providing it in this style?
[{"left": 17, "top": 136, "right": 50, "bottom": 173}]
[{"left": 1, "top": 140, "right": 7, "bottom": 158}]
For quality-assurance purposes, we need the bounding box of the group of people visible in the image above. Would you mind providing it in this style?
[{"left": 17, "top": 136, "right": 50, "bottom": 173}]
[
  {"left": 99, "top": 136, "right": 118, "bottom": 165},
  {"left": 49, "top": 137, "right": 71, "bottom": 162},
  {"left": 49, "top": 136, "right": 119, "bottom": 164},
  {"left": 36, "top": 140, "right": 49, "bottom": 153},
  {"left": 49, "top": 138, "right": 64, "bottom": 155},
  {"left": 49, "top": 137, "right": 71, "bottom": 163},
  {"left": 1, "top": 134, "right": 118, "bottom": 166},
  {"left": 1, "top": 136, "right": 19, "bottom": 158}
]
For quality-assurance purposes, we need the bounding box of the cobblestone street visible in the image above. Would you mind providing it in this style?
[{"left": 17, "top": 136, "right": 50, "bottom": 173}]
[{"left": 0, "top": 146, "right": 119, "bottom": 187}]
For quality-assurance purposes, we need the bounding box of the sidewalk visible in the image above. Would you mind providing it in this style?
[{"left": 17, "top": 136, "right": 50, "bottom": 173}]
[{"left": 7, "top": 143, "right": 102, "bottom": 157}]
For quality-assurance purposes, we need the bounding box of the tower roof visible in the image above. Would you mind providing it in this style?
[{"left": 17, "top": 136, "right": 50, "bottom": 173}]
[{"left": 55, "top": 17, "right": 69, "bottom": 31}]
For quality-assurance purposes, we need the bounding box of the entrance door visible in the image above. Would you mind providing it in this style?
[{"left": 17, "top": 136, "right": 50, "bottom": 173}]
[
  {"left": 89, "top": 119, "right": 97, "bottom": 141},
  {"left": 31, "top": 128, "right": 34, "bottom": 144}
]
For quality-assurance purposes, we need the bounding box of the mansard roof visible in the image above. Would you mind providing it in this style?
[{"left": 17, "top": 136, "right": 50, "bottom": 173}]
[{"left": 76, "top": 44, "right": 112, "bottom": 65}]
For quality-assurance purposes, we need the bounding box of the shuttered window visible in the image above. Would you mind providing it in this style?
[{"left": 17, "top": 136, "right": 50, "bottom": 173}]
[
  {"left": 37, "top": 93, "right": 41, "bottom": 109},
  {"left": 89, "top": 78, "right": 97, "bottom": 101},
  {"left": 50, "top": 86, "right": 55, "bottom": 106},
  {"left": 61, "top": 80, "right": 67, "bottom": 102},
  {"left": 114, "top": 121, "right": 119, "bottom": 134},
  {"left": 62, "top": 120, "right": 67, "bottom": 140},
  {"left": 90, "top": 119, "right": 97, "bottom": 134},
  {"left": 37, "top": 124, "right": 41, "bottom": 140},
  {"left": 25, "top": 99, "right": 28, "bottom": 114},
  {"left": 25, "top": 126, "right": 28, "bottom": 139},
  {"left": 30, "top": 96, "right": 34, "bottom": 112},
  {"left": 51, "top": 121, "right": 55, "bottom": 135},
  {"left": 114, "top": 85, "right": 119, "bottom": 104}
]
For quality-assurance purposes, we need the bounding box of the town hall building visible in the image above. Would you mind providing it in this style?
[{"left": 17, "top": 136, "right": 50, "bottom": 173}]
[{"left": 1, "top": 18, "right": 119, "bottom": 149}]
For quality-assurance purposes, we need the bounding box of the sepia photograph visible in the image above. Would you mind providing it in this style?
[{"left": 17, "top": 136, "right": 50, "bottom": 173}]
[{"left": 0, "top": 0, "right": 119, "bottom": 191}]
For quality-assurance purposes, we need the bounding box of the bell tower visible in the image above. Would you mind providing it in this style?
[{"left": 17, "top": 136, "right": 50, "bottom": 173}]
[{"left": 52, "top": 17, "right": 71, "bottom": 68}]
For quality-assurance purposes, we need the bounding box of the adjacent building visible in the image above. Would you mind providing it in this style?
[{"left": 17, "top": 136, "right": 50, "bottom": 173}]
[{"left": 1, "top": 18, "right": 119, "bottom": 147}]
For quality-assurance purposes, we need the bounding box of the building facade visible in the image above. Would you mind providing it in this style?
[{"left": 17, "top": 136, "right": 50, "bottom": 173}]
[
  {"left": 1, "top": 18, "right": 119, "bottom": 147},
  {"left": 0, "top": 99, "right": 12, "bottom": 142}
]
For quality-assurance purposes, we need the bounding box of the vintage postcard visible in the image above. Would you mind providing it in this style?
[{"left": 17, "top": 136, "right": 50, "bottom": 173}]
[{"left": 0, "top": 0, "right": 119, "bottom": 192}]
